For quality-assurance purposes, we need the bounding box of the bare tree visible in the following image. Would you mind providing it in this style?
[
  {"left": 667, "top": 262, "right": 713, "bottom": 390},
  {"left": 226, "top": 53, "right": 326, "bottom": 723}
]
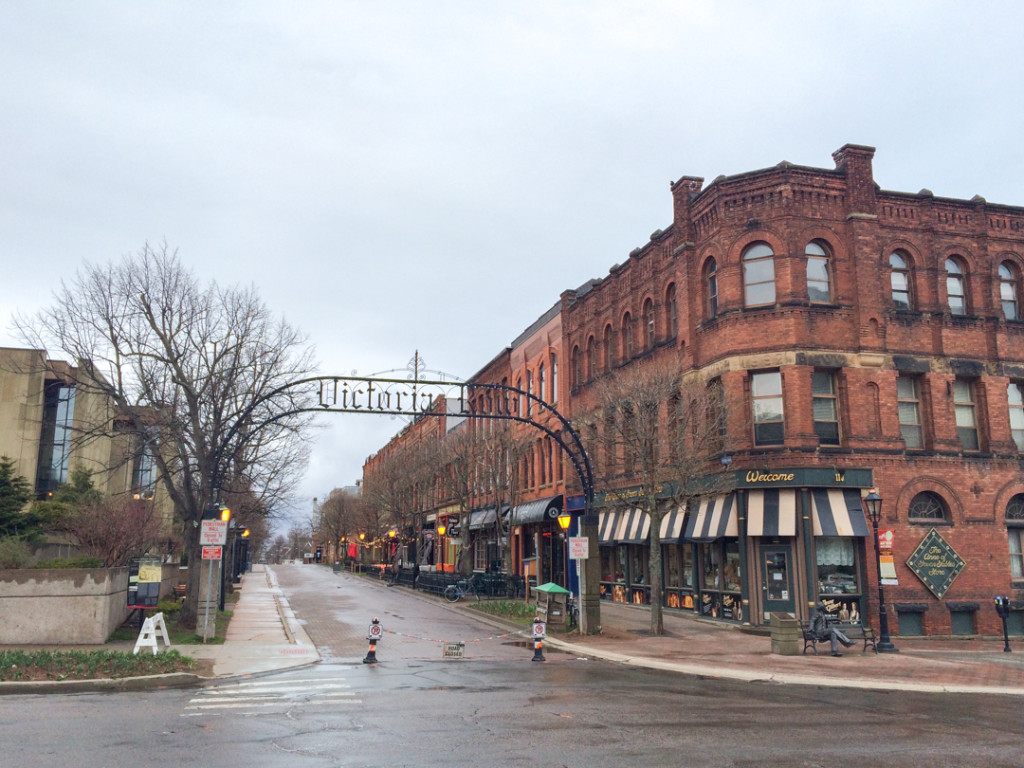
[
  {"left": 438, "top": 425, "right": 484, "bottom": 574},
  {"left": 17, "top": 243, "right": 318, "bottom": 627},
  {"left": 317, "top": 487, "right": 371, "bottom": 560},
  {"left": 583, "top": 358, "right": 729, "bottom": 635},
  {"left": 478, "top": 422, "right": 530, "bottom": 573}
]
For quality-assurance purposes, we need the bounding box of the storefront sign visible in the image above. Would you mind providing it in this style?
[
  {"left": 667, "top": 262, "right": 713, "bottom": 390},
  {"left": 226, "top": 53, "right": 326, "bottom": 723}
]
[
  {"left": 906, "top": 528, "right": 965, "bottom": 599},
  {"left": 735, "top": 467, "right": 872, "bottom": 488}
]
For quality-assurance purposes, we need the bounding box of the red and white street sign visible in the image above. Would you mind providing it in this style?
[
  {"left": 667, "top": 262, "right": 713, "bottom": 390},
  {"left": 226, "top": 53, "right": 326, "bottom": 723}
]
[
  {"left": 569, "top": 536, "right": 589, "bottom": 560},
  {"left": 201, "top": 520, "right": 228, "bottom": 546},
  {"left": 202, "top": 546, "right": 223, "bottom": 560}
]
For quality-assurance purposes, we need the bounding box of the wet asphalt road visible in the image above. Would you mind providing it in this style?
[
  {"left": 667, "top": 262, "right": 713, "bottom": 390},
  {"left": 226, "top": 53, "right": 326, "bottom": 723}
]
[{"left": 3, "top": 565, "right": 1024, "bottom": 767}]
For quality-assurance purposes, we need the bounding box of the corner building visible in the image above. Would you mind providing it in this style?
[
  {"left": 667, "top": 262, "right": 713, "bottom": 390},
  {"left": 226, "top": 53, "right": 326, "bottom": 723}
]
[{"left": 562, "top": 144, "right": 1024, "bottom": 636}]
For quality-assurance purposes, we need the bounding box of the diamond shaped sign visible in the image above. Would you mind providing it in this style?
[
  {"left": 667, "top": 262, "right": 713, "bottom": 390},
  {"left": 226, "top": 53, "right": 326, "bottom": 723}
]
[{"left": 906, "top": 528, "right": 965, "bottom": 599}]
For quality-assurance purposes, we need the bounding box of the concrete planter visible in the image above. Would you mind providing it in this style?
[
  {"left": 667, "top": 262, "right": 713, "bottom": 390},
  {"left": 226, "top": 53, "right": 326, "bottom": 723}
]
[{"left": 0, "top": 567, "right": 130, "bottom": 644}]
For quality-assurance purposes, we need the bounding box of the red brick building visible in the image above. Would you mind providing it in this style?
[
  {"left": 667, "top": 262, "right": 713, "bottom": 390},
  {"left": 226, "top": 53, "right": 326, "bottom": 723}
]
[{"left": 563, "top": 144, "right": 1024, "bottom": 636}]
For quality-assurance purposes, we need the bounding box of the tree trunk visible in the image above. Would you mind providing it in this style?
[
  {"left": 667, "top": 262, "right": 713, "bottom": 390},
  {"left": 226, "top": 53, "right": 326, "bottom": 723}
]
[
  {"left": 647, "top": 492, "right": 664, "bottom": 636},
  {"left": 179, "top": 521, "right": 202, "bottom": 629}
]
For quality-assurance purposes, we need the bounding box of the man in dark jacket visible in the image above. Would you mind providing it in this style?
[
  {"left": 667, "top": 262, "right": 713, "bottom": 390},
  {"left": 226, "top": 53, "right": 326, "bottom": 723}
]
[{"left": 812, "top": 602, "right": 855, "bottom": 656}]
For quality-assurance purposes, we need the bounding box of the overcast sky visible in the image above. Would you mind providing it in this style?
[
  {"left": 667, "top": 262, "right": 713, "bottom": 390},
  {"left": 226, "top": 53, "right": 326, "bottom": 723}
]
[{"left": 3, "top": 2, "right": 1023, "bottom": 530}]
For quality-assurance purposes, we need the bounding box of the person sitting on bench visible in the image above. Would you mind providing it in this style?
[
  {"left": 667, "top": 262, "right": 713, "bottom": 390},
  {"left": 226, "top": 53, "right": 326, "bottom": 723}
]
[{"left": 812, "top": 601, "right": 855, "bottom": 656}]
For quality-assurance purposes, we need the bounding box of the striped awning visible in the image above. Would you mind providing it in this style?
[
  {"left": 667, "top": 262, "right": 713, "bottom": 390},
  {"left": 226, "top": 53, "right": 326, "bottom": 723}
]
[
  {"left": 598, "top": 510, "right": 622, "bottom": 544},
  {"left": 685, "top": 493, "right": 738, "bottom": 542},
  {"left": 659, "top": 507, "right": 687, "bottom": 544},
  {"left": 810, "top": 488, "right": 871, "bottom": 537},
  {"left": 746, "top": 489, "right": 798, "bottom": 537},
  {"left": 617, "top": 508, "right": 650, "bottom": 544}
]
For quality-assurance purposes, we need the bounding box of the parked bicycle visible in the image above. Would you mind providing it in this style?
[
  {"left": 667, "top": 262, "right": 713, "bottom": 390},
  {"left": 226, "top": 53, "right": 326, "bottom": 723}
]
[{"left": 443, "top": 576, "right": 480, "bottom": 603}]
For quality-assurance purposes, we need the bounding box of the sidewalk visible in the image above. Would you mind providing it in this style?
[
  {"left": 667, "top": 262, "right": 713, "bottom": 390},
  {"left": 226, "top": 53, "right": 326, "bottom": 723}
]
[
  {"left": 543, "top": 600, "right": 1024, "bottom": 696},
  {"left": 180, "top": 564, "right": 319, "bottom": 677}
]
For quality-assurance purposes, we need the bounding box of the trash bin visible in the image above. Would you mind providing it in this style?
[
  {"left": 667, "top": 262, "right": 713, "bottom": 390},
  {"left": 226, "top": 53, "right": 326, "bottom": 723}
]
[
  {"left": 534, "top": 582, "right": 571, "bottom": 626},
  {"left": 770, "top": 612, "right": 801, "bottom": 656}
]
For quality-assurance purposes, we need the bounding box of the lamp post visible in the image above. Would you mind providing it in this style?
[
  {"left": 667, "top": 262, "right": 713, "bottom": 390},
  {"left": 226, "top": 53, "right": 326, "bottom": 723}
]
[
  {"left": 557, "top": 511, "right": 577, "bottom": 627},
  {"left": 863, "top": 490, "right": 898, "bottom": 653}
]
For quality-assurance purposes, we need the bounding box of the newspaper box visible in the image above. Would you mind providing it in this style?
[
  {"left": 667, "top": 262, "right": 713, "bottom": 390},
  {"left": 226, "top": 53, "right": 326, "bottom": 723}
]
[{"left": 534, "top": 581, "right": 570, "bottom": 625}]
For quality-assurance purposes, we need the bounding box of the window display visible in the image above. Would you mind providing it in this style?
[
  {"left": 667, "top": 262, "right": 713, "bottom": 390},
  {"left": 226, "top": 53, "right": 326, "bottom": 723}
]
[
  {"left": 724, "top": 540, "right": 742, "bottom": 593},
  {"left": 816, "top": 537, "right": 858, "bottom": 595}
]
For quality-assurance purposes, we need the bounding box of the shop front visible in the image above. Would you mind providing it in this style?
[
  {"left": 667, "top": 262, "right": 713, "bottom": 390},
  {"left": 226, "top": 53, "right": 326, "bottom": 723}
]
[
  {"left": 591, "top": 468, "right": 873, "bottom": 627},
  {"left": 510, "top": 495, "right": 565, "bottom": 589}
]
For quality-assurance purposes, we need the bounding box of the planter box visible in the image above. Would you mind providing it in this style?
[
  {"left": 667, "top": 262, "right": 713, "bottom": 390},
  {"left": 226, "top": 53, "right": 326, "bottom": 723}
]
[{"left": 0, "top": 567, "right": 130, "bottom": 644}]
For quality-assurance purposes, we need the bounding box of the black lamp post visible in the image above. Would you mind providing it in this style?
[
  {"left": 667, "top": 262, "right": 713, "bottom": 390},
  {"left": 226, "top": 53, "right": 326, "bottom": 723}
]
[{"left": 863, "top": 491, "right": 898, "bottom": 653}]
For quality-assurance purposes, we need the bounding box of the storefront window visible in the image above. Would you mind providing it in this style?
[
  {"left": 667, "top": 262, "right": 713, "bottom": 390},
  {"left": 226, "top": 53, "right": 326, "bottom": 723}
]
[
  {"left": 682, "top": 545, "right": 694, "bottom": 588},
  {"left": 630, "top": 546, "right": 648, "bottom": 585},
  {"left": 816, "top": 537, "right": 858, "bottom": 595},
  {"left": 724, "top": 540, "right": 742, "bottom": 592},
  {"left": 474, "top": 537, "right": 489, "bottom": 571},
  {"left": 522, "top": 530, "right": 537, "bottom": 559},
  {"left": 701, "top": 543, "right": 721, "bottom": 590},
  {"left": 665, "top": 546, "right": 681, "bottom": 587}
]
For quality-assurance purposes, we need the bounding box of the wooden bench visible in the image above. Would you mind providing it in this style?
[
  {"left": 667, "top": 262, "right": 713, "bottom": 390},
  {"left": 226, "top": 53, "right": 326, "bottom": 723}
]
[{"left": 800, "top": 619, "right": 877, "bottom": 655}]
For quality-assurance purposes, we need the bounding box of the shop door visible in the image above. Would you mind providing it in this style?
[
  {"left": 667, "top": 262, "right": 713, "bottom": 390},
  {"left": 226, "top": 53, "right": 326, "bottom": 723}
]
[{"left": 761, "top": 545, "right": 795, "bottom": 617}]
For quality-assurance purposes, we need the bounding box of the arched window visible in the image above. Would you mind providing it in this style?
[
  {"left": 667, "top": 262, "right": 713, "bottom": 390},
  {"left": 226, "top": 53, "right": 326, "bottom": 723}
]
[
  {"left": 526, "top": 370, "right": 533, "bottom": 416},
  {"left": 890, "top": 252, "right": 913, "bottom": 310},
  {"left": 666, "top": 283, "right": 678, "bottom": 339},
  {"left": 704, "top": 258, "right": 719, "bottom": 319},
  {"left": 603, "top": 324, "right": 614, "bottom": 371},
  {"left": 622, "top": 313, "right": 634, "bottom": 360},
  {"left": 538, "top": 363, "right": 545, "bottom": 406},
  {"left": 742, "top": 243, "right": 775, "bottom": 307},
  {"left": 1008, "top": 494, "right": 1024, "bottom": 580},
  {"left": 571, "top": 346, "right": 581, "bottom": 389},
  {"left": 585, "top": 336, "right": 596, "bottom": 382},
  {"left": 806, "top": 242, "right": 832, "bottom": 303},
  {"left": 643, "top": 298, "right": 655, "bottom": 350},
  {"left": 945, "top": 257, "right": 968, "bottom": 315},
  {"left": 1000, "top": 262, "right": 1020, "bottom": 320},
  {"left": 908, "top": 491, "right": 949, "bottom": 523}
]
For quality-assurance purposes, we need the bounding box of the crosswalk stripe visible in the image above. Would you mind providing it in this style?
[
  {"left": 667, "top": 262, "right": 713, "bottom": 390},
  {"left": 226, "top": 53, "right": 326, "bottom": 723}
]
[{"left": 182, "top": 674, "right": 361, "bottom": 716}]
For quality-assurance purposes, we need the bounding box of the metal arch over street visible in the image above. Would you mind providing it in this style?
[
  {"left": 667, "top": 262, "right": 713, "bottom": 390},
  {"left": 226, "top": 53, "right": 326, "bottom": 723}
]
[
  {"left": 314, "top": 375, "right": 595, "bottom": 506},
  {"left": 211, "top": 372, "right": 601, "bottom": 633}
]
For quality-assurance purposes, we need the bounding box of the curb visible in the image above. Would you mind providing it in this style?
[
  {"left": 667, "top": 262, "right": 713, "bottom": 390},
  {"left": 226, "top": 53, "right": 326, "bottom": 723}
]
[{"left": 0, "top": 671, "right": 209, "bottom": 696}]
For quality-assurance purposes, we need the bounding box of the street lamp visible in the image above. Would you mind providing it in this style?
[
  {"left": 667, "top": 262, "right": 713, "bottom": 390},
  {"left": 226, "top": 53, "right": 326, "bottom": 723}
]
[
  {"left": 863, "top": 490, "right": 898, "bottom": 653},
  {"left": 557, "top": 511, "right": 575, "bottom": 622}
]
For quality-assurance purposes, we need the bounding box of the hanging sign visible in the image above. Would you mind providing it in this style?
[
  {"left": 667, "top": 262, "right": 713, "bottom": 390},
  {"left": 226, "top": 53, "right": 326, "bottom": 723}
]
[
  {"left": 878, "top": 529, "right": 894, "bottom": 551},
  {"left": 905, "top": 528, "right": 965, "bottom": 599}
]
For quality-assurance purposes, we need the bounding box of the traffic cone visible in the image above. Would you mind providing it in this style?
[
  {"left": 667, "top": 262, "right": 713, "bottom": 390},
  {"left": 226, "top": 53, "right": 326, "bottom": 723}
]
[{"left": 363, "top": 639, "right": 378, "bottom": 664}]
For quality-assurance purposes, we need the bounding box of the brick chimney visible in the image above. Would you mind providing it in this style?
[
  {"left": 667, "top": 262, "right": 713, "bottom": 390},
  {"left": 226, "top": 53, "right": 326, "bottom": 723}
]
[{"left": 832, "top": 144, "right": 877, "bottom": 215}]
